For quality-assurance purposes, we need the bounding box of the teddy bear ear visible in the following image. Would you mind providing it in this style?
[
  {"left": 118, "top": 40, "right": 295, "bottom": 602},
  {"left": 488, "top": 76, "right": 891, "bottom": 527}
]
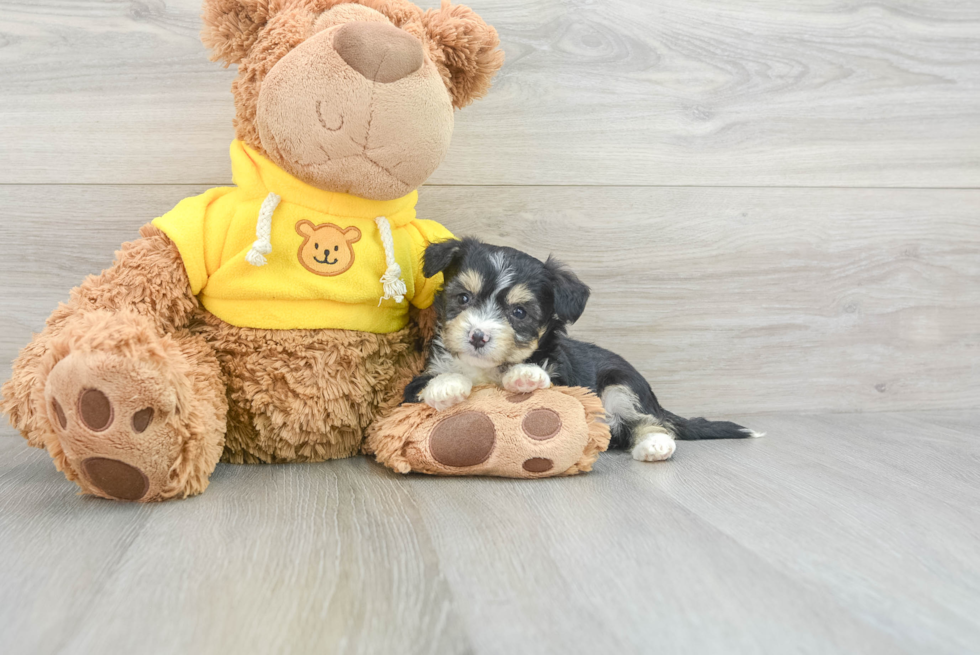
[
  {"left": 422, "top": 1, "right": 505, "bottom": 109},
  {"left": 201, "top": 0, "right": 275, "bottom": 66}
]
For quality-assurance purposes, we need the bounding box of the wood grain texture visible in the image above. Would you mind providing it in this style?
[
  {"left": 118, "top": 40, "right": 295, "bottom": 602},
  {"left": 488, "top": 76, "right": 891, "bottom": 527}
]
[
  {"left": 628, "top": 412, "right": 980, "bottom": 655},
  {"left": 2, "top": 184, "right": 977, "bottom": 417},
  {"left": 0, "top": 438, "right": 469, "bottom": 655},
  {"left": 1, "top": 0, "right": 979, "bottom": 186},
  {"left": 2, "top": 411, "right": 980, "bottom": 654}
]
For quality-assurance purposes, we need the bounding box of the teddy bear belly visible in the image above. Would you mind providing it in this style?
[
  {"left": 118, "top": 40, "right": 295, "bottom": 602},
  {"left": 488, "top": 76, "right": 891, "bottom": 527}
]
[{"left": 194, "top": 310, "right": 424, "bottom": 463}]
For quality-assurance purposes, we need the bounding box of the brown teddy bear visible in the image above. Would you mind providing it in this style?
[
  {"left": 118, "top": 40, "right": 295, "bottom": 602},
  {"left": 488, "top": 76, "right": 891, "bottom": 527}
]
[{"left": 1, "top": 0, "right": 609, "bottom": 502}]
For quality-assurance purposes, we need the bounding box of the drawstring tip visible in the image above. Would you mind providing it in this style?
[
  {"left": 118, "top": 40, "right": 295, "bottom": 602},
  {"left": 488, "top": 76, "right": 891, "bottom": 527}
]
[
  {"left": 375, "top": 215, "right": 408, "bottom": 305},
  {"left": 378, "top": 270, "right": 408, "bottom": 305},
  {"left": 245, "top": 250, "right": 267, "bottom": 267}
]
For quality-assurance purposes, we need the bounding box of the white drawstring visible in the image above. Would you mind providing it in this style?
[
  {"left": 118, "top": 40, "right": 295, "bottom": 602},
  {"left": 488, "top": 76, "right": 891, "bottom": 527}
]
[
  {"left": 245, "top": 192, "right": 281, "bottom": 266},
  {"left": 375, "top": 216, "right": 407, "bottom": 305}
]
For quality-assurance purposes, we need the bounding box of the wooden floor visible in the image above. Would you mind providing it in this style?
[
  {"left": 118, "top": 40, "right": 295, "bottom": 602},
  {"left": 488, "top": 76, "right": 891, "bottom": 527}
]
[{"left": 2, "top": 410, "right": 979, "bottom": 654}]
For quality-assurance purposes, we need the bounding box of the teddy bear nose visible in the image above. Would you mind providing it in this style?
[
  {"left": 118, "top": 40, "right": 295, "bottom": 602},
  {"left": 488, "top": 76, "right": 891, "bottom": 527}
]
[{"left": 334, "top": 21, "right": 424, "bottom": 83}]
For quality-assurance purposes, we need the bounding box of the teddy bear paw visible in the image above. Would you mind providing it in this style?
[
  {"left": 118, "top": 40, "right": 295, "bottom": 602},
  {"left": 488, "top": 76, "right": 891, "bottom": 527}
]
[
  {"left": 417, "top": 387, "right": 594, "bottom": 477},
  {"left": 44, "top": 352, "right": 180, "bottom": 501}
]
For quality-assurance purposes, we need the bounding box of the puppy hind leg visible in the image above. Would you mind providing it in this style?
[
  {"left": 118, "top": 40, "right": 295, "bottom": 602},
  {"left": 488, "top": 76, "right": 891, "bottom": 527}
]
[
  {"left": 601, "top": 384, "right": 676, "bottom": 462},
  {"left": 630, "top": 423, "right": 677, "bottom": 462}
]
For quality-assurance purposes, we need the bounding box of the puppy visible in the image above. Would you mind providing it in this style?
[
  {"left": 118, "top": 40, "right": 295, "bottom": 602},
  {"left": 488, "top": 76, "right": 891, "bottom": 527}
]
[{"left": 404, "top": 238, "right": 761, "bottom": 462}]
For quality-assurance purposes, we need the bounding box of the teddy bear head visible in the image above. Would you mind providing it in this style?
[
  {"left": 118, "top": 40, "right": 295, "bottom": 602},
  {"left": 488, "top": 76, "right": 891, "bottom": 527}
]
[{"left": 202, "top": 0, "right": 504, "bottom": 200}]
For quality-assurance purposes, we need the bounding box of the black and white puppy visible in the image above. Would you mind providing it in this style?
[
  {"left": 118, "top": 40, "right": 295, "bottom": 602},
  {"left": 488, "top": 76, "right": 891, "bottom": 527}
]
[{"left": 404, "top": 238, "right": 760, "bottom": 462}]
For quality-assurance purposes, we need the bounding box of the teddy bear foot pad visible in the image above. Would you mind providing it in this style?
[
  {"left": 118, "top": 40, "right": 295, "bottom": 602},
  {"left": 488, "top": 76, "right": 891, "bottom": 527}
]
[
  {"left": 46, "top": 351, "right": 183, "bottom": 501},
  {"left": 367, "top": 386, "right": 611, "bottom": 478}
]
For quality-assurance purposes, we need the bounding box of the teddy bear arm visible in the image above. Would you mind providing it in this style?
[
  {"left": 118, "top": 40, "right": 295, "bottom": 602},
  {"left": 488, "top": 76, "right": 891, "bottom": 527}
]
[{"left": 68, "top": 224, "right": 199, "bottom": 333}]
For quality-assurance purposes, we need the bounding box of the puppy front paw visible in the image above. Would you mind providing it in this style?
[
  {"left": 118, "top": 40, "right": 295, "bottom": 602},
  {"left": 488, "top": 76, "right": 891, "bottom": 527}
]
[
  {"left": 421, "top": 373, "right": 473, "bottom": 411},
  {"left": 502, "top": 364, "right": 551, "bottom": 394}
]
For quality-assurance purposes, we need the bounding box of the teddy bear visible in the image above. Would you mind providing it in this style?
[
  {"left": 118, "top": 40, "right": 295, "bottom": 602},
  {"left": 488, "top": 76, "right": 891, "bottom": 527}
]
[{"left": 1, "top": 0, "right": 609, "bottom": 502}]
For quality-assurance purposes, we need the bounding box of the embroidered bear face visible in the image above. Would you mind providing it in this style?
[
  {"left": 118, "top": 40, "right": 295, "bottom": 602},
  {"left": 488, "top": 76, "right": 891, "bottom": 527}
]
[{"left": 296, "top": 220, "right": 362, "bottom": 276}]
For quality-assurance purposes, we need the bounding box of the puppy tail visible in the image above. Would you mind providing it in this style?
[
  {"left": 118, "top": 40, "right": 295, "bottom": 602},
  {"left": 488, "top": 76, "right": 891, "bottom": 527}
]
[{"left": 666, "top": 413, "right": 763, "bottom": 440}]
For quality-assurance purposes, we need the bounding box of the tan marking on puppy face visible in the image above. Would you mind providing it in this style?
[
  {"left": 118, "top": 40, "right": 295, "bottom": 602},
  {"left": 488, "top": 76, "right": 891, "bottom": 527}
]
[
  {"left": 442, "top": 305, "right": 518, "bottom": 369},
  {"left": 504, "top": 325, "right": 547, "bottom": 364},
  {"left": 457, "top": 269, "right": 484, "bottom": 296},
  {"left": 442, "top": 309, "right": 475, "bottom": 355},
  {"left": 504, "top": 341, "right": 538, "bottom": 364},
  {"left": 506, "top": 284, "right": 533, "bottom": 305},
  {"left": 295, "top": 220, "right": 361, "bottom": 276}
]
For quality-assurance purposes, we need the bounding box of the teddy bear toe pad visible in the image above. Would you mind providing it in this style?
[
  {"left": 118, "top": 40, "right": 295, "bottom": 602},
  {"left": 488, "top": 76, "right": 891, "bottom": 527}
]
[
  {"left": 77, "top": 388, "right": 114, "bottom": 431},
  {"left": 45, "top": 353, "right": 179, "bottom": 501}
]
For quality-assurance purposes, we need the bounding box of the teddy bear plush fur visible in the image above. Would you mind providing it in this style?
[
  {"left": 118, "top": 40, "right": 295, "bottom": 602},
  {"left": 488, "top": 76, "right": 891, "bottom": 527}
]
[{"left": 1, "top": 0, "right": 506, "bottom": 502}]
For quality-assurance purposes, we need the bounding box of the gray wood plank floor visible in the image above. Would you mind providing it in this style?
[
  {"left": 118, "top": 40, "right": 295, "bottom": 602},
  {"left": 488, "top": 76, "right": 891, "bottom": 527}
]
[{"left": 2, "top": 411, "right": 978, "bottom": 655}]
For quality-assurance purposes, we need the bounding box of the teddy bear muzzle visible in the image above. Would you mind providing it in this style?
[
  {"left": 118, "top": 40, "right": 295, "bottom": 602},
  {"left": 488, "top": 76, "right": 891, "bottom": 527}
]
[{"left": 334, "top": 21, "right": 424, "bottom": 84}]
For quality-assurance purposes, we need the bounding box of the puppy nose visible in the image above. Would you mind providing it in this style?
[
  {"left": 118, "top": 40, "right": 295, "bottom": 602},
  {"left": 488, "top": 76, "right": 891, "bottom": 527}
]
[
  {"left": 469, "top": 330, "right": 490, "bottom": 349},
  {"left": 333, "top": 22, "right": 424, "bottom": 83}
]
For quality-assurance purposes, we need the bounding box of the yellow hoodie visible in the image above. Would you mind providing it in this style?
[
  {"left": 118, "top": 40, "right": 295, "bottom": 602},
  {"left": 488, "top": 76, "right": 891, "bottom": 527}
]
[{"left": 153, "top": 141, "right": 453, "bottom": 332}]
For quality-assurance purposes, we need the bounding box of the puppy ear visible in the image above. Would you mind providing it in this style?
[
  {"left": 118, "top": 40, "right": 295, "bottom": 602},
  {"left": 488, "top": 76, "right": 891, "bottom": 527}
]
[
  {"left": 422, "top": 1, "right": 505, "bottom": 109},
  {"left": 201, "top": 0, "right": 273, "bottom": 66},
  {"left": 546, "top": 256, "right": 590, "bottom": 324},
  {"left": 423, "top": 239, "right": 464, "bottom": 278}
]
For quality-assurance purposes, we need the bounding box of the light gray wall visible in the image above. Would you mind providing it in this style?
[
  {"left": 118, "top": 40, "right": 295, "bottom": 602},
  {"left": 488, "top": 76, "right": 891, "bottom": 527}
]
[{"left": 1, "top": 0, "right": 978, "bottom": 420}]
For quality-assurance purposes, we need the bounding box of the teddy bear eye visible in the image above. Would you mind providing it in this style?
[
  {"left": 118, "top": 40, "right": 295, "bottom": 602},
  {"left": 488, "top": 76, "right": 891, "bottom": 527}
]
[
  {"left": 315, "top": 243, "right": 319, "bottom": 250},
  {"left": 334, "top": 245, "right": 339, "bottom": 251}
]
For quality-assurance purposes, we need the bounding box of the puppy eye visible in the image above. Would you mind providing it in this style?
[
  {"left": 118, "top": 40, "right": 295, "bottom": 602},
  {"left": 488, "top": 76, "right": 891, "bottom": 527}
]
[
  {"left": 458, "top": 293, "right": 470, "bottom": 305},
  {"left": 512, "top": 306, "right": 527, "bottom": 319}
]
